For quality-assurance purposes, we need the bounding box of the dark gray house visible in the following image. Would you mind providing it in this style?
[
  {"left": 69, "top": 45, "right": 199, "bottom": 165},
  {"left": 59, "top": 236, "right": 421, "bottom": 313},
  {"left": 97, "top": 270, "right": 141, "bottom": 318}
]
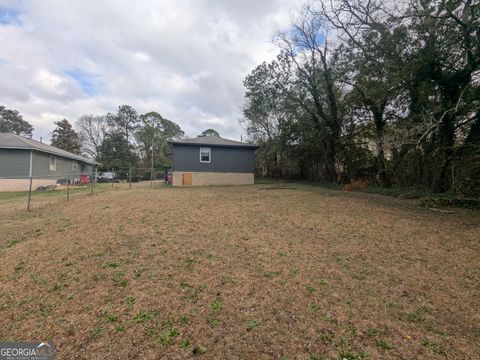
[
  {"left": 169, "top": 136, "right": 257, "bottom": 186},
  {"left": 0, "top": 133, "right": 98, "bottom": 191}
]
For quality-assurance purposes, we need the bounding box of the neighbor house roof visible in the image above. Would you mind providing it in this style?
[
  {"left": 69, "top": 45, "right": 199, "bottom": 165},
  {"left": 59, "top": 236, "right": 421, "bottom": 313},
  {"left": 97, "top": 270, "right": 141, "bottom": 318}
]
[
  {"left": 0, "top": 133, "right": 99, "bottom": 165},
  {"left": 169, "top": 136, "right": 258, "bottom": 148}
]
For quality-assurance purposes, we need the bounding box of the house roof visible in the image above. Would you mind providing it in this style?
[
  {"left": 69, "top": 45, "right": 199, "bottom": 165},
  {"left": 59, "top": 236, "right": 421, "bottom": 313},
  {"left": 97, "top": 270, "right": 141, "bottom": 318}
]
[
  {"left": 169, "top": 136, "right": 258, "bottom": 148},
  {"left": 0, "top": 133, "right": 99, "bottom": 165}
]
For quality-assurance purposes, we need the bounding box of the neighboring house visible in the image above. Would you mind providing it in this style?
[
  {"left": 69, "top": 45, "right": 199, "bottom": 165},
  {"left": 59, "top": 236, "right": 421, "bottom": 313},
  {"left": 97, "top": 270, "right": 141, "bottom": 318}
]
[
  {"left": 169, "top": 136, "right": 258, "bottom": 186},
  {"left": 0, "top": 133, "right": 98, "bottom": 191}
]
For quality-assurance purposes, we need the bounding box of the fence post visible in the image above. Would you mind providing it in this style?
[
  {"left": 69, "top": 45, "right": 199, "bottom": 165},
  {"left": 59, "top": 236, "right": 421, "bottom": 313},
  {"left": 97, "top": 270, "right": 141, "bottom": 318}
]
[
  {"left": 90, "top": 173, "right": 94, "bottom": 195},
  {"left": 67, "top": 176, "right": 70, "bottom": 201},
  {"left": 27, "top": 176, "right": 33, "bottom": 211},
  {"left": 129, "top": 167, "right": 132, "bottom": 189}
]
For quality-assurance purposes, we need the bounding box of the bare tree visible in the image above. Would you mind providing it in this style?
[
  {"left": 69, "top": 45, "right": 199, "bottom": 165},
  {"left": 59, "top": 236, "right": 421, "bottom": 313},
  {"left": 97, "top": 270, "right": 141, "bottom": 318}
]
[
  {"left": 241, "top": 61, "right": 291, "bottom": 177},
  {"left": 274, "top": 4, "right": 344, "bottom": 181},
  {"left": 75, "top": 115, "right": 109, "bottom": 159},
  {"left": 315, "top": 0, "right": 410, "bottom": 186}
]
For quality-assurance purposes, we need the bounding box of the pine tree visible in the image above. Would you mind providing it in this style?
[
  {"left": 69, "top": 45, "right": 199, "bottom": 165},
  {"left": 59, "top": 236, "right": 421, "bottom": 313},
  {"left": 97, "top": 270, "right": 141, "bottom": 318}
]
[
  {"left": 199, "top": 129, "right": 220, "bottom": 137},
  {"left": 51, "top": 119, "right": 81, "bottom": 154},
  {"left": 0, "top": 105, "right": 34, "bottom": 136}
]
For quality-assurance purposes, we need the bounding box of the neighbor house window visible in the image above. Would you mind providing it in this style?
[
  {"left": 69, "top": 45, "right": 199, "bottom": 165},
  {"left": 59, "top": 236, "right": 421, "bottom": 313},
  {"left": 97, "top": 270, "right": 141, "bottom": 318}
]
[
  {"left": 199, "top": 147, "right": 211, "bottom": 163},
  {"left": 72, "top": 161, "right": 78, "bottom": 171},
  {"left": 49, "top": 156, "right": 56, "bottom": 171}
]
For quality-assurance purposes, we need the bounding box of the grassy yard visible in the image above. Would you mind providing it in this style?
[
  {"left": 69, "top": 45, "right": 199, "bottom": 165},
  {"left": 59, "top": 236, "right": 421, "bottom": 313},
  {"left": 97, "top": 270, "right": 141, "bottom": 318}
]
[{"left": 0, "top": 184, "right": 479, "bottom": 359}]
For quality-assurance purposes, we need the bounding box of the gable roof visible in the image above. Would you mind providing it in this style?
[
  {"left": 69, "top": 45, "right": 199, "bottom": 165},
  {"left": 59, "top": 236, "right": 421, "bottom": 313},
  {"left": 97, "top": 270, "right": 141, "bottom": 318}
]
[
  {"left": 0, "top": 133, "right": 99, "bottom": 165},
  {"left": 169, "top": 136, "right": 258, "bottom": 148}
]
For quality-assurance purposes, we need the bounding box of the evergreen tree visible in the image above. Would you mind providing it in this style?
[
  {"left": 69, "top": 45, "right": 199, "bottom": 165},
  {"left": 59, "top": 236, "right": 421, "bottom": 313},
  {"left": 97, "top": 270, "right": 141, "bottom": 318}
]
[
  {"left": 106, "top": 105, "right": 139, "bottom": 143},
  {"left": 137, "top": 112, "right": 184, "bottom": 168},
  {"left": 51, "top": 119, "right": 81, "bottom": 154},
  {"left": 97, "top": 132, "right": 139, "bottom": 171},
  {"left": 199, "top": 129, "right": 220, "bottom": 137},
  {"left": 0, "top": 106, "right": 34, "bottom": 136}
]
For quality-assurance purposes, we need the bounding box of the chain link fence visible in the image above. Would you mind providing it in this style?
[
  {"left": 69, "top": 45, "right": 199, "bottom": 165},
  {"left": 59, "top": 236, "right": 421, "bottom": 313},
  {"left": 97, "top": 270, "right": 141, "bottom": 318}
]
[{"left": 0, "top": 167, "right": 170, "bottom": 211}]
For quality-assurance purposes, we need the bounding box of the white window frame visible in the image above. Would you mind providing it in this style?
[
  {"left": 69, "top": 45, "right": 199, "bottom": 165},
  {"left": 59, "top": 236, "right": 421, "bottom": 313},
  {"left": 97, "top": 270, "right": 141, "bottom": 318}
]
[
  {"left": 199, "top": 147, "right": 211, "bottom": 163},
  {"left": 49, "top": 156, "right": 56, "bottom": 171},
  {"left": 72, "top": 161, "right": 78, "bottom": 171}
]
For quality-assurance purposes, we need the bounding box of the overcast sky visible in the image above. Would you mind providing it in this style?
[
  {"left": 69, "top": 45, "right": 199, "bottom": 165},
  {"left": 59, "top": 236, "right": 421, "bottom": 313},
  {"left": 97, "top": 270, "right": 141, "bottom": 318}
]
[{"left": 0, "top": 0, "right": 300, "bottom": 142}]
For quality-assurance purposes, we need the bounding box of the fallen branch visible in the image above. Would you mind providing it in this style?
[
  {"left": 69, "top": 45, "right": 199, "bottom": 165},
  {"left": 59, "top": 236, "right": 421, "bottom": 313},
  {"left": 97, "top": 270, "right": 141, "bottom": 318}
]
[{"left": 428, "top": 208, "right": 455, "bottom": 213}]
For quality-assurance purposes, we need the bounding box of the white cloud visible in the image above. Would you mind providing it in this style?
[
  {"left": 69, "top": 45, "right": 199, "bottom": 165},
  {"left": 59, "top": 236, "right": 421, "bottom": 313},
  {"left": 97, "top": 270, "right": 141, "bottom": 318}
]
[
  {"left": 0, "top": 0, "right": 298, "bottom": 142},
  {"left": 34, "top": 69, "right": 64, "bottom": 92},
  {"left": 133, "top": 52, "right": 151, "bottom": 63}
]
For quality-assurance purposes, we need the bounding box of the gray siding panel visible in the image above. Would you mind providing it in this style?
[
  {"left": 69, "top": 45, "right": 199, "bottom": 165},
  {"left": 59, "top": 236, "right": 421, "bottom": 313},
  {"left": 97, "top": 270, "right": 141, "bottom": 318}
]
[
  {"left": 31, "top": 151, "right": 48, "bottom": 177},
  {"left": 32, "top": 151, "right": 94, "bottom": 178},
  {"left": 0, "top": 149, "right": 94, "bottom": 179},
  {"left": 172, "top": 145, "right": 255, "bottom": 173},
  {"left": 0, "top": 149, "right": 30, "bottom": 178}
]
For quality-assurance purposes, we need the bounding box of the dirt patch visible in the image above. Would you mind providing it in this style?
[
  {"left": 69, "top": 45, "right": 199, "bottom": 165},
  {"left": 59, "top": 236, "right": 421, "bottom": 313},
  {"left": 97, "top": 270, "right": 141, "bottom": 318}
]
[{"left": 0, "top": 184, "right": 479, "bottom": 359}]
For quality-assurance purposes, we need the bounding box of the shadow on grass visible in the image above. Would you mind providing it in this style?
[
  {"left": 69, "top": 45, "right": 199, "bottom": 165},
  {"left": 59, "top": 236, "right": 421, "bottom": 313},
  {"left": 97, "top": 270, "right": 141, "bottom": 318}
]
[{"left": 255, "top": 178, "right": 480, "bottom": 209}]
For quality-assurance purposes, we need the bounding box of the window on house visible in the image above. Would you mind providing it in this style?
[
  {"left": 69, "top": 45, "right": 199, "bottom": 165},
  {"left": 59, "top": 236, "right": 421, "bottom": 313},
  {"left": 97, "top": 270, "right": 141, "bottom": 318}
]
[
  {"left": 72, "top": 161, "right": 78, "bottom": 171},
  {"left": 199, "top": 147, "right": 211, "bottom": 163},
  {"left": 49, "top": 156, "right": 56, "bottom": 171}
]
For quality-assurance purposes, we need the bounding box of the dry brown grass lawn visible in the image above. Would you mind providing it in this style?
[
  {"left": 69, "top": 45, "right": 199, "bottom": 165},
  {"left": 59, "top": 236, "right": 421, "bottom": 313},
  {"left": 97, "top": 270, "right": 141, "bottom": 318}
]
[{"left": 0, "top": 184, "right": 479, "bottom": 359}]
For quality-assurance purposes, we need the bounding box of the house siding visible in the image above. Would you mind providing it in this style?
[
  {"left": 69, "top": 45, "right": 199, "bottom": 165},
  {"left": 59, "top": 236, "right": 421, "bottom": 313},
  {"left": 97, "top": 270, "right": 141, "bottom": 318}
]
[
  {"left": 31, "top": 151, "right": 93, "bottom": 178},
  {"left": 0, "top": 149, "right": 94, "bottom": 179},
  {"left": 172, "top": 145, "right": 255, "bottom": 173},
  {"left": 0, "top": 149, "right": 30, "bottom": 178}
]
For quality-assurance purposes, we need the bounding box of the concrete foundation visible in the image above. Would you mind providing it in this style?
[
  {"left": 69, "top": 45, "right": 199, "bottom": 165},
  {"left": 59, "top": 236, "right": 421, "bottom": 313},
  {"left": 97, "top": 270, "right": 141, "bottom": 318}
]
[
  {"left": 172, "top": 172, "right": 254, "bottom": 186},
  {"left": 0, "top": 178, "right": 58, "bottom": 192}
]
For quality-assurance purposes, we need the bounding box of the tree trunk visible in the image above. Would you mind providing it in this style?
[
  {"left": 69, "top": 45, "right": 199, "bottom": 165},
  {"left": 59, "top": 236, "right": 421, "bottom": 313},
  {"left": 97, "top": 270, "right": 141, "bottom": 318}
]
[
  {"left": 432, "top": 112, "right": 455, "bottom": 192},
  {"left": 459, "top": 113, "right": 480, "bottom": 153},
  {"left": 373, "top": 109, "right": 388, "bottom": 187},
  {"left": 376, "top": 145, "right": 388, "bottom": 187},
  {"left": 324, "top": 137, "right": 338, "bottom": 182}
]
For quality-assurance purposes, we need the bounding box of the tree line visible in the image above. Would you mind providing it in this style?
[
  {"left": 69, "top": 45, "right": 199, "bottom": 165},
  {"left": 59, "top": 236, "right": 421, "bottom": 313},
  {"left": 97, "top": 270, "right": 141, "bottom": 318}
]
[
  {"left": 0, "top": 103, "right": 222, "bottom": 172},
  {"left": 76, "top": 105, "right": 185, "bottom": 171},
  {"left": 241, "top": 0, "right": 479, "bottom": 195},
  {"left": 0, "top": 105, "right": 177, "bottom": 171}
]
